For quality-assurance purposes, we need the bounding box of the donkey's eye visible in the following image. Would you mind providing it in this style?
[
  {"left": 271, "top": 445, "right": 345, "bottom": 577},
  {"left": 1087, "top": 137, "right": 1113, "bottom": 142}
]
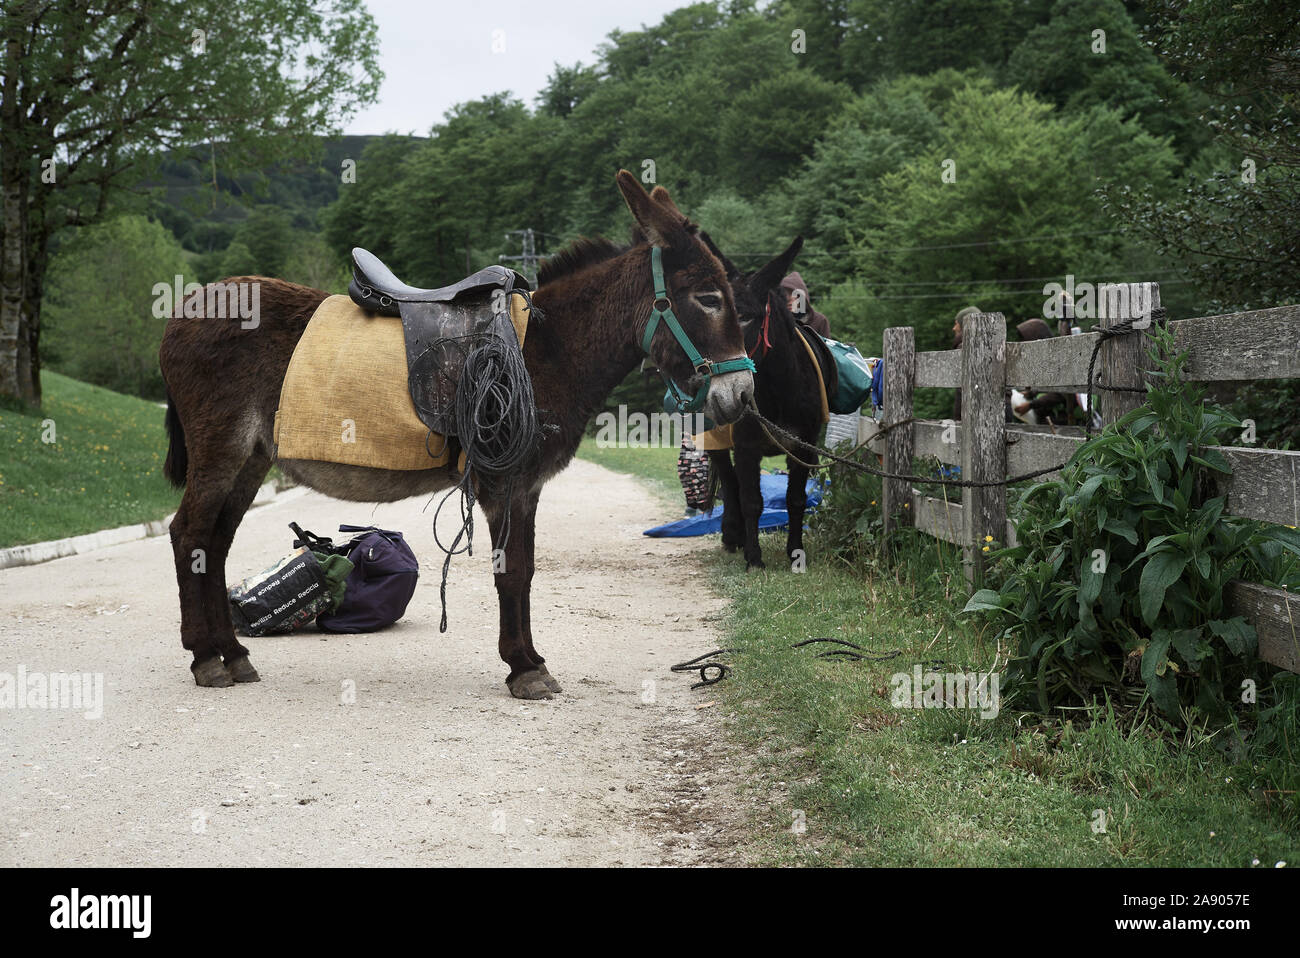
[{"left": 697, "top": 294, "right": 722, "bottom": 310}]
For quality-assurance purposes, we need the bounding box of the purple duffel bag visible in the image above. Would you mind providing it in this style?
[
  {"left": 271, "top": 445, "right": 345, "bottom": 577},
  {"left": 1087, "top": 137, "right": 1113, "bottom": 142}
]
[{"left": 293, "top": 524, "right": 420, "bottom": 633}]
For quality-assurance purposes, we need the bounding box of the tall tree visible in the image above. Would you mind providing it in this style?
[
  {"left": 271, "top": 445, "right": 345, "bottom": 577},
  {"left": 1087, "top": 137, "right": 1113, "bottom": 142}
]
[
  {"left": 1105, "top": 0, "right": 1300, "bottom": 311},
  {"left": 841, "top": 83, "right": 1178, "bottom": 378},
  {"left": 1005, "top": 0, "right": 1207, "bottom": 158},
  {"left": 42, "top": 213, "right": 187, "bottom": 399},
  {"left": 0, "top": 0, "right": 381, "bottom": 404}
]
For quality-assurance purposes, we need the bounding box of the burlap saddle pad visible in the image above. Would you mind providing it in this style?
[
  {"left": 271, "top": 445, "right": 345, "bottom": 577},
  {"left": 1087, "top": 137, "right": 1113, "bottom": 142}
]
[{"left": 274, "top": 294, "right": 528, "bottom": 470}]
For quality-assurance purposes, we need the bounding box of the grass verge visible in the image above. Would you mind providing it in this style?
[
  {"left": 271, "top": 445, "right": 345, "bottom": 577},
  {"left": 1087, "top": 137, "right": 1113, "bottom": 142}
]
[
  {"left": 709, "top": 527, "right": 1300, "bottom": 866},
  {"left": 578, "top": 440, "right": 1300, "bottom": 866},
  {"left": 0, "top": 372, "right": 181, "bottom": 548},
  {"left": 575, "top": 438, "right": 788, "bottom": 510}
]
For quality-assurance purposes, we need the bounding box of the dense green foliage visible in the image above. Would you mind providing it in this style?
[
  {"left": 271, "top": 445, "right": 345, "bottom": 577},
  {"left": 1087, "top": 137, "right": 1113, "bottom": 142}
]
[
  {"left": 43, "top": 217, "right": 188, "bottom": 400},
  {"left": 55, "top": 1, "right": 1292, "bottom": 437},
  {"left": 711, "top": 532, "right": 1300, "bottom": 860},
  {"left": 311, "top": 0, "right": 1201, "bottom": 343},
  {"left": 963, "top": 325, "right": 1300, "bottom": 738},
  {"left": 1, "top": 0, "right": 382, "bottom": 403}
]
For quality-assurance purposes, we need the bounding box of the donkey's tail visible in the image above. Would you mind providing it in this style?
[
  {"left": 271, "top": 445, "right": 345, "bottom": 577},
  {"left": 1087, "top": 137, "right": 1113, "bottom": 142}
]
[{"left": 163, "top": 392, "right": 188, "bottom": 488}]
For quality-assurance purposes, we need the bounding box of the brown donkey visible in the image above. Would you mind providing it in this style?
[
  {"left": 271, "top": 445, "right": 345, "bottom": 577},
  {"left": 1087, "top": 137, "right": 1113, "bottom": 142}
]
[{"left": 158, "top": 172, "right": 753, "bottom": 699}]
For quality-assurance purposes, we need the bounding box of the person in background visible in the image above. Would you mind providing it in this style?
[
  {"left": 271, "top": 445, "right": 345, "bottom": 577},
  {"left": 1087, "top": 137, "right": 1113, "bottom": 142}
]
[
  {"left": 780, "top": 272, "right": 830, "bottom": 337},
  {"left": 1010, "top": 318, "right": 1074, "bottom": 424},
  {"left": 951, "top": 305, "right": 980, "bottom": 420}
]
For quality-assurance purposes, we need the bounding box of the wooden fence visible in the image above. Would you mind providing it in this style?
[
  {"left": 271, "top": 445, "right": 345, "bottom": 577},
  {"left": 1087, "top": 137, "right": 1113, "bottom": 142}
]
[{"left": 880, "top": 282, "right": 1300, "bottom": 674}]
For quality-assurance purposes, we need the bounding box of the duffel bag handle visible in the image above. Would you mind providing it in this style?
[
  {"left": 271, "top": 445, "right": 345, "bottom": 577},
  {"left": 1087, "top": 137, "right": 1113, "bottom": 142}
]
[
  {"left": 290, "top": 522, "right": 336, "bottom": 553},
  {"left": 337, "top": 524, "right": 405, "bottom": 541}
]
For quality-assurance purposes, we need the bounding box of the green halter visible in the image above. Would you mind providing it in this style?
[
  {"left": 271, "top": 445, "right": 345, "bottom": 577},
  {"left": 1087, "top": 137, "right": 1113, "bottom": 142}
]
[{"left": 641, "top": 246, "right": 755, "bottom": 413}]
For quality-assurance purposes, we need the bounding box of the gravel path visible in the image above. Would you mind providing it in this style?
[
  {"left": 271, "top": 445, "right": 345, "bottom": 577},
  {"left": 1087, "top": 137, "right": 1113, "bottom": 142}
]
[{"left": 0, "top": 458, "right": 746, "bottom": 866}]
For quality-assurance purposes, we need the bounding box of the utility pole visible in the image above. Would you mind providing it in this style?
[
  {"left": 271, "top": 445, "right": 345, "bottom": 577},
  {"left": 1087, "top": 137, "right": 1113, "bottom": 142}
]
[{"left": 501, "top": 228, "right": 539, "bottom": 287}]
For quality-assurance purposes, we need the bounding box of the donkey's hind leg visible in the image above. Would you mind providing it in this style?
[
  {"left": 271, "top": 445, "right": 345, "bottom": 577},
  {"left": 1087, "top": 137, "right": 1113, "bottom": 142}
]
[
  {"left": 171, "top": 479, "right": 237, "bottom": 687},
  {"left": 205, "top": 448, "right": 275, "bottom": 683},
  {"left": 169, "top": 444, "right": 269, "bottom": 688}
]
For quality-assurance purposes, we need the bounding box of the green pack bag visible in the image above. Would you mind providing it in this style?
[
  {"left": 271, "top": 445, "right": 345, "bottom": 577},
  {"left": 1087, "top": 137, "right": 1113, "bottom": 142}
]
[
  {"left": 822, "top": 337, "right": 875, "bottom": 414},
  {"left": 228, "top": 547, "right": 354, "bottom": 637}
]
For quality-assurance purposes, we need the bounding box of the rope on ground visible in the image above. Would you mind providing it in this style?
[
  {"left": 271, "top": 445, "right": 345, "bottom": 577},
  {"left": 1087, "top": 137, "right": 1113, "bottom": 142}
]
[
  {"left": 790, "top": 638, "right": 903, "bottom": 661},
  {"left": 670, "top": 649, "right": 736, "bottom": 689},
  {"left": 671, "top": 640, "right": 918, "bottom": 690}
]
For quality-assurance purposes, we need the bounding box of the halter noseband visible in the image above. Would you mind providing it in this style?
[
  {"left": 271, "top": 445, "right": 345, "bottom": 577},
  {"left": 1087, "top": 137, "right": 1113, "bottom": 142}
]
[{"left": 641, "top": 246, "right": 755, "bottom": 414}]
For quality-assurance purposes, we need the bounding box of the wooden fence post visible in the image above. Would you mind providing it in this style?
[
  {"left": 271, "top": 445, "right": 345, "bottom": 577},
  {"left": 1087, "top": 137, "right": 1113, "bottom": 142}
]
[
  {"left": 960, "top": 312, "right": 1007, "bottom": 587},
  {"left": 1099, "top": 283, "right": 1160, "bottom": 426},
  {"left": 882, "top": 326, "right": 915, "bottom": 537}
]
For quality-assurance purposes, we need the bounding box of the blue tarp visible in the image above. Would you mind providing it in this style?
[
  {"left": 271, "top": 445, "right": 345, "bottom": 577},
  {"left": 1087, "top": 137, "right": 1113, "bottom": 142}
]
[{"left": 643, "top": 473, "right": 825, "bottom": 538}]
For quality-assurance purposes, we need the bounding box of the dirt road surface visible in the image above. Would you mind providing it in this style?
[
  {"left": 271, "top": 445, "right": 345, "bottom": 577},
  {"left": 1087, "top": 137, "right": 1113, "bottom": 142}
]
[{"left": 0, "top": 459, "right": 750, "bottom": 866}]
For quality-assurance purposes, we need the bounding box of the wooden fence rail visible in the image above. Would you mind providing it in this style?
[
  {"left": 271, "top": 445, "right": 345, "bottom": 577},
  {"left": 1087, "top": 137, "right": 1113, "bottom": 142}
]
[{"left": 881, "top": 283, "right": 1300, "bottom": 673}]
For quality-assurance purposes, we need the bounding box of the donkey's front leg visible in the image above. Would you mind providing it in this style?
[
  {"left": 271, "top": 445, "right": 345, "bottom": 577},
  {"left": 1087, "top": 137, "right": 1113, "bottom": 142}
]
[
  {"left": 515, "top": 489, "right": 561, "bottom": 694},
  {"left": 734, "top": 446, "right": 766, "bottom": 569},
  {"left": 785, "top": 454, "right": 814, "bottom": 569},
  {"left": 485, "top": 488, "right": 554, "bottom": 700}
]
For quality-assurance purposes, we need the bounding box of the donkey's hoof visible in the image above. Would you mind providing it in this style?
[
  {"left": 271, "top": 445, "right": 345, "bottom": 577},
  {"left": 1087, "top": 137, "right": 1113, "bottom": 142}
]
[
  {"left": 723, "top": 542, "right": 739, "bottom": 553},
  {"left": 225, "top": 656, "right": 261, "bottom": 683},
  {"left": 192, "top": 658, "right": 234, "bottom": 688},
  {"left": 536, "top": 665, "right": 563, "bottom": 694},
  {"left": 746, "top": 559, "right": 766, "bottom": 571},
  {"left": 507, "top": 671, "right": 554, "bottom": 700}
]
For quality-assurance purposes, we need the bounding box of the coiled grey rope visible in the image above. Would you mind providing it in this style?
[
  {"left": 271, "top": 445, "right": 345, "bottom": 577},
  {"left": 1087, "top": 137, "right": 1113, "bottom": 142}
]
[{"left": 427, "top": 294, "right": 545, "bottom": 632}]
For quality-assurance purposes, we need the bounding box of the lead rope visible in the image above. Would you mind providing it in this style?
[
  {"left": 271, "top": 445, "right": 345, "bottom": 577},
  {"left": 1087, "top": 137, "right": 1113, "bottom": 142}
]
[{"left": 744, "top": 313, "right": 1156, "bottom": 488}]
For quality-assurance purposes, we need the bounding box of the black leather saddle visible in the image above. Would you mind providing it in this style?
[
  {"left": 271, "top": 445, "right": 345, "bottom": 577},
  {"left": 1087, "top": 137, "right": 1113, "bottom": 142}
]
[{"left": 347, "top": 248, "right": 531, "bottom": 437}]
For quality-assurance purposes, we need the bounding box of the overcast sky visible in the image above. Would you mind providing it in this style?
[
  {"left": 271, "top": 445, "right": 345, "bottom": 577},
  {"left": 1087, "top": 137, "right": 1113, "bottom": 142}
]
[{"left": 345, "top": 0, "right": 691, "bottom": 135}]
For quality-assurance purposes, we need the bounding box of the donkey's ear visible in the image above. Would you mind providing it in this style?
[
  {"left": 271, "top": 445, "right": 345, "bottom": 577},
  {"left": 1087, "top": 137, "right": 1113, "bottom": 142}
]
[
  {"left": 649, "top": 185, "right": 687, "bottom": 220},
  {"left": 617, "top": 169, "right": 685, "bottom": 248},
  {"left": 750, "top": 236, "right": 804, "bottom": 294},
  {"left": 699, "top": 230, "right": 742, "bottom": 282}
]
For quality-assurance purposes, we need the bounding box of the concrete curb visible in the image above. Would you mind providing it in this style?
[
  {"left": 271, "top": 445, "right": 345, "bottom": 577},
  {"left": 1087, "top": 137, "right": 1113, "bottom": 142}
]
[{"left": 0, "top": 482, "right": 308, "bottom": 571}]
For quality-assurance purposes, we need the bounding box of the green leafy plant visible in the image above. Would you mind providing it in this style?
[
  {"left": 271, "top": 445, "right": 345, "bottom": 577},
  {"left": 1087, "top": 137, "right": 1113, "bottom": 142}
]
[
  {"left": 810, "top": 441, "right": 884, "bottom": 559},
  {"left": 964, "top": 323, "right": 1300, "bottom": 723}
]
